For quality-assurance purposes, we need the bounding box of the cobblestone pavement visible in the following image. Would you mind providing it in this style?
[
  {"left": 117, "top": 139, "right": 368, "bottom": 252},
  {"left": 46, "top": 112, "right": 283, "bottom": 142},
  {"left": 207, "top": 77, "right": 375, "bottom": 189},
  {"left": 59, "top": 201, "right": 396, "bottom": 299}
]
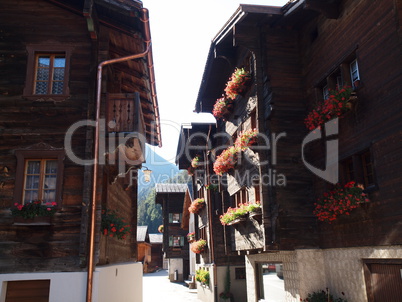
[{"left": 143, "top": 269, "right": 202, "bottom": 302}]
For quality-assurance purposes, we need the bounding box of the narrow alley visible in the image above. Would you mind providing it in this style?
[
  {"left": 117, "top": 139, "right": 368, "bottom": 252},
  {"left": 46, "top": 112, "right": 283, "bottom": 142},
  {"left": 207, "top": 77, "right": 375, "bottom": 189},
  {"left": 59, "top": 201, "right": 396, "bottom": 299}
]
[{"left": 143, "top": 270, "right": 202, "bottom": 302}]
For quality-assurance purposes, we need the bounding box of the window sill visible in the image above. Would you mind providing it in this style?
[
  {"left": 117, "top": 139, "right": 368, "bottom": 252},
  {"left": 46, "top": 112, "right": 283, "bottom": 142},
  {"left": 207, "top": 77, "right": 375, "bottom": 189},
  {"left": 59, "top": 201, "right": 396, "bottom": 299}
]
[
  {"left": 23, "top": 94, "right": 70, "bottom": 103},
  {"left": 363, "top": 184, "right": 379, "bottom": 194},
  {"left": 13, "top": 216, "right": 52, "bottom": 225}
]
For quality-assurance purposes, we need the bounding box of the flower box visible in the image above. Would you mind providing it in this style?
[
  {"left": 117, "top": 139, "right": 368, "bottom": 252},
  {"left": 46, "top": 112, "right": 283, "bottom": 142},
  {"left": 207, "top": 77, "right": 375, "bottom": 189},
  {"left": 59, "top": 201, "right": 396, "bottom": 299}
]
[
  {"left": 304, "top": 86, "right": 354, "bottom": 131},
  {"left": 226, "top": 216, "right": 247, "bottom": 226},
  {"left": 13, "top": 215, "right": 52, "bottom": 225},
  {"left": 313, "top": 181, "right": 369, "bottom": 223}
]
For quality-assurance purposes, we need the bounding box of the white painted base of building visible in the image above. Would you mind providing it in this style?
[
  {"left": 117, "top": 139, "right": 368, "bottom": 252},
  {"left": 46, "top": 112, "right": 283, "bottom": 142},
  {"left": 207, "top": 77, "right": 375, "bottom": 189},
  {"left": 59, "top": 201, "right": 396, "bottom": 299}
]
[
  {"left": 0, "top": 262, "right": 143, "bottom": 302},
  {"left": 168, "top": 258, "right": 183, "bottom": 282},
  {"left": 246, "top": 246, "right": 402, "bottom": 302}
]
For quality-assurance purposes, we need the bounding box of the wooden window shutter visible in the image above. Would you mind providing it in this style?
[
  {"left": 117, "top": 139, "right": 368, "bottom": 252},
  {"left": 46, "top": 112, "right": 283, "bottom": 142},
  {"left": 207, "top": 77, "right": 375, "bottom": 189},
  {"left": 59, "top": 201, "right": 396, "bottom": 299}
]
[
  {"left": 169, "top": 236, "right": 173, "bottom": 246},
  {"left": 169, "top": 213, "right": 173, "bottom": 223},
  {"left": 180, "top": 236, "right": 184, "bottom": 246}
]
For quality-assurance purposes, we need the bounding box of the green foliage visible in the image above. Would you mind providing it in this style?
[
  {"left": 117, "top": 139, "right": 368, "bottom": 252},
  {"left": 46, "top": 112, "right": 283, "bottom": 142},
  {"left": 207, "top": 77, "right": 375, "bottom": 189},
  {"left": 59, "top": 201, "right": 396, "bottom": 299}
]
[
  {"left": 138, "top": 188, "right": 161, "bottom": 233},
  {"left": 195, "top": 268, "right": 210, "bottom": 286},
  {"left": 11, "top": 200, "right": 57, "bottom": 219},
  {"left": 101, "top": 209, "right": 131, "bottom": 240}
]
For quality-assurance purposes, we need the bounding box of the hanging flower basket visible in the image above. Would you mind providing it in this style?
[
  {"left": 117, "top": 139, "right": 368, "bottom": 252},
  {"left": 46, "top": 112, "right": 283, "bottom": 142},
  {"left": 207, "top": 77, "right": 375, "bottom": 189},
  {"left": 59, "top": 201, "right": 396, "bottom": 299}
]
[
  {"left": 190, "top": 239, "right": 207, "bottom": 254},
  {"left": 188, "top": 198, "right": 205, "bottom": 214},
  {"left": 158, "top": 225, "right": 164, "bottom": 233},
  {"left": 213, "top": 97, "right": 234, "bottom": 120},
  {"left": 313, "top": 181, "right": 369, "bottom": 223},
  {"left": 187, "top": 232, "right": 195, "bottom": 243},
  {"left": 235, "top": 128, "right": 259, "bottom": 150},
  {"left": 224, "top": 67, "right": 251, "bottom": 100},
  {"left": 304, "top": 86, "right": 354, "bottom": 131},
  {"left": 213, "top": 146, "right": 240, "bottom": 176}
]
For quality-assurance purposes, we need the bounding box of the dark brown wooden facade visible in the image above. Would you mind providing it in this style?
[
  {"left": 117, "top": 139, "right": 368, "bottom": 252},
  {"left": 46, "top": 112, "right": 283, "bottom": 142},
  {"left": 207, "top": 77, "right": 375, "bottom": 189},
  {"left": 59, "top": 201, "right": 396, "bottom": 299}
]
[
  {"left": 0, "top": 0, "right": 160, "bottom": 284},
  {"left": 193, "top": 0, "right": 402, "bottom": 301}
]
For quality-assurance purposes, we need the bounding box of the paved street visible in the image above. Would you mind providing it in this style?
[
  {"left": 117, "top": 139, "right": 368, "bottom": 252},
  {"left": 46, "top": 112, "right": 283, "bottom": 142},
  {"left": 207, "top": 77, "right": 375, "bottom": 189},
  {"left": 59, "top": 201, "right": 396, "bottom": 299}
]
[{"left": 143, "top": 270, "right": 202, "bottom": 302}]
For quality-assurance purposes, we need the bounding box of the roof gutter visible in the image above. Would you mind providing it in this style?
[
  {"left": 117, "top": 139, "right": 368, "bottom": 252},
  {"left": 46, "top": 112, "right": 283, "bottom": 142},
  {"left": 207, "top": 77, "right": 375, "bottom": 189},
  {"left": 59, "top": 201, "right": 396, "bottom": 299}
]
[{"left": 86, "top": 7, "right": 159, "bottom": 302}]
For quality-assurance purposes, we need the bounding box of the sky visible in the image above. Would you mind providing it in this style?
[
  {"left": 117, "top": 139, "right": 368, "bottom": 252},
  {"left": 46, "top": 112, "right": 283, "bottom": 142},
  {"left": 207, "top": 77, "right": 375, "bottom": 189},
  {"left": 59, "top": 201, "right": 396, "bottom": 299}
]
[{"left": 144, "top": 0, "right": 289, "bottom": 164}]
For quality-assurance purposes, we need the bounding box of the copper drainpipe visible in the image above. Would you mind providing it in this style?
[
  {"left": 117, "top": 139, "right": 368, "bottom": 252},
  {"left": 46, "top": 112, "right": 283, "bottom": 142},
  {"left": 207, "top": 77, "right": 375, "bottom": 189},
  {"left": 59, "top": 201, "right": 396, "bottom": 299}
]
[{"left": 86, "top": 8, "right": 160, "bottom": 302}]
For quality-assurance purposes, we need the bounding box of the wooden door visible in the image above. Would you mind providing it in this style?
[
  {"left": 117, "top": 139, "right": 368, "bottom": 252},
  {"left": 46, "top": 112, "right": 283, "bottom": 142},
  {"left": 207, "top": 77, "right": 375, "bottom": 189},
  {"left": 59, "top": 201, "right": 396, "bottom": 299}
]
[
  {"left": 5, "top": 280, "right": 50, "bottom": 302},
  {"left": 364, "top": 261, "right": 402, "bottom": 302}
]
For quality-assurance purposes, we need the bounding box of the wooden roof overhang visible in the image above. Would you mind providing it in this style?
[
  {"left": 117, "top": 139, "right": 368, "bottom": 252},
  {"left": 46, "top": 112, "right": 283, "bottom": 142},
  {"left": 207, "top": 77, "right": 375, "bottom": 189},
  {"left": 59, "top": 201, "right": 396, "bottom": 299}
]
[
  {"left": 194, "top": 5, "right": 283, "bottom": 114},
  {"left": 46, "top": 0, "right": 161, "bottom": 147},
  {"left": 194, "top": 2, "right": 337, "bottom": 114},
  {"left": 175, "top": 122, "right": 216, "bottom": 169}
]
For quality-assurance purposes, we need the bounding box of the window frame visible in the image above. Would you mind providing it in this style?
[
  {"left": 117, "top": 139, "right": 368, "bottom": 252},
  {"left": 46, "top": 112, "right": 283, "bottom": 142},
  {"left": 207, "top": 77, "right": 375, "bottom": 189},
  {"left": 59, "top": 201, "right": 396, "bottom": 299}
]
[
  {"left": 318, "top": 56, "right": 360, "bottom": 100},
  {"left": 23, "top": 45, "right": 72, "bottom": 101},
  {"left": 169, "top": 235, "right": 185, "bottom": 247},
  {"left": 350, "top": 59, "right": 360, "bottom": 89},
  {"left": 169, "top": 213, "right": 182, "bottom": 224},
  {"left": 22, "top": 158, "right": 58, "bottom": 204},
  {"left": 14, "top": 149, "right": 64, "bottom": 206},
  {"left": 341, "top": 149, "right": 376, "bottom": 191}
]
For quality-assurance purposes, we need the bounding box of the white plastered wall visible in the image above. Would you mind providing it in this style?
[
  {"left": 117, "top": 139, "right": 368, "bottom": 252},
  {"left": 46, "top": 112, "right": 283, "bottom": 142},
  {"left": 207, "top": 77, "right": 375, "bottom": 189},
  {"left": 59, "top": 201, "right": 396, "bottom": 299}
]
[{"left": 0, "top": 262, "right": 143, "bottom": 302}]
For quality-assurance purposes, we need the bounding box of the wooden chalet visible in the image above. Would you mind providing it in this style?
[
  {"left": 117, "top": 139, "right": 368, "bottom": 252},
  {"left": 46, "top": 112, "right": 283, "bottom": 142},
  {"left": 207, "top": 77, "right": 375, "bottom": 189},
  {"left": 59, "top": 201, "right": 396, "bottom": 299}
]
[
  {"left": 176, "top": 121, "right": 248, "bottom": 301},
  {"left": 0, "top": 0, "right": 161, "bottom": 301},
  {"left": 149, "top": 233, "right": 163, "bottom": 271},
  {"left": 137, "top": 225, "right": 151, "bottom": 273},
  {"left": 192, "top": 0, "right": 402, "bottom": 301},
  {"left": 154, "top": 183, "right": 190, "bottom": 282}
]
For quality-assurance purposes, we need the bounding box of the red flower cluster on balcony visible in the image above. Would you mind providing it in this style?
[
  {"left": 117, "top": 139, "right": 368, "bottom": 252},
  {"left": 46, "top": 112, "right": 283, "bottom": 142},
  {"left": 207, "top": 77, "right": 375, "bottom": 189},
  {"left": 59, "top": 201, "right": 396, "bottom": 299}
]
[
  {"left": 101, "top": 209, "right": 131, "bottom": 240},
  {"left": 313, "top": 181, "right": 369, "bottom": 223},
  {"left": 224, "top": 67, "right": 251, "bottom": 100},
  {"left": 235, "top": 128, "right": 259, "bottom": 150},
  {"left": 304, "top": 86, "right": 353, "bottom": 131},
  {"left": 212, "top": 97, "right": 230, "bottom": 119},
  {"left": 213, "top": 146, "right": 239, "bottom": 176},
  {"left": 190, "top": 239, "right": 207, "bottom": 254},
  {"left": 188, "top": 198, "right": 205, "bottom": 214}
]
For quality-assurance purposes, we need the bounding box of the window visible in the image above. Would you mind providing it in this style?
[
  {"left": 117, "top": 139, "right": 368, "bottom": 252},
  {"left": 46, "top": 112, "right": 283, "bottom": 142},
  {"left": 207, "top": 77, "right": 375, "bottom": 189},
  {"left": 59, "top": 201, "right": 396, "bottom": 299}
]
[
  {"left": 169, "top": 235, "right": 184, "bottom": 247},
  {"left": 235, "top": 267, "right": 246, "bottom": 280},
  {"left": 234, "top": 186, "right": 260, "bottom": 207},
  {"left": 199, "top": 226, "right": 207, "bottom": 240},
  {"left": 23, "top": 159, "right": 58, "bottom": 204},
  {"left": 322, "top": 84, "right": 330, "bottom": 100},
  {"left": 169, "top": 213, "right": 182, "bottom": 223},
  {"left": 34, "top": 54, "right": 66, "bottom": 95},
  {"left": 319, "top": 56, "right": 360, "bottom": 99},
  {"left": 23, "top": 45, "right": 71, "bottom": 100},
  {"left": 350, "top": 59, "right": 360, "bottom": 88},
  {"left": 341, "top": 149, "right": 376, "bottom": 189},
  {"left": 14, "top": 148, "right": 64, "bottom": 205}
]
